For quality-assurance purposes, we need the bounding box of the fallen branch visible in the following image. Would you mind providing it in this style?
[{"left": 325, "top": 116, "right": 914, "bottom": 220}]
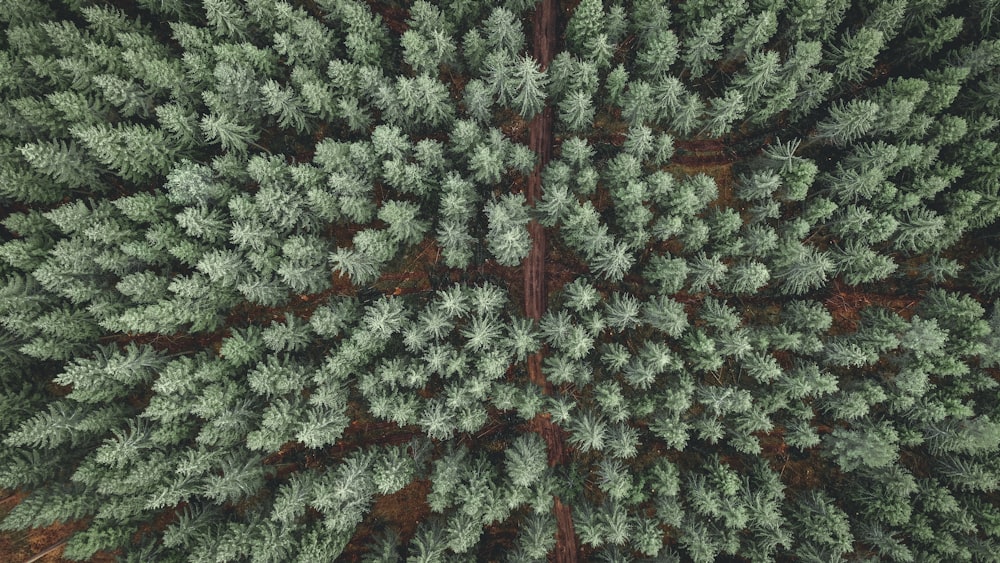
[{"left": 24, "top": 540, "right": 67, "bottom": 563}]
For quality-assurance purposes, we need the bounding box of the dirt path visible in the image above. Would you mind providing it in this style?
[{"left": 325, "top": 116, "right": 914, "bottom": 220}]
[
  {"left": 524, "top": 2, "right": 556, "bottom": 383},
  {"left": 671, "top": 138, "right": 740, "bottom": 166},
  {"left": 525, "top": 0, "right": 579, "bottom": 561}
]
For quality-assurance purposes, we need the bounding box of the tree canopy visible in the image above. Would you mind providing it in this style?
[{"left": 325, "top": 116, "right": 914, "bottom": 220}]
[{"left": 1, "top": 0, "right": 1000, "bottom": 561}]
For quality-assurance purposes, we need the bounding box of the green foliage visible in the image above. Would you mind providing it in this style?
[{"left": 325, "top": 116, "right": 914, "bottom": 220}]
[
  {"left": 565, "top": 0, "right": 605, "bottom": 57},
  {"left": 18, "top": 139, "right": 101, "bottom": 189},
  {"left": 559, "top": 90, "right": 595, "bottom": 132},
  {"left": 2, "top": 1, "right": 1000, "bottom": 561},
  {"left": 510, "top": 55, "right": 549, "bottom": 119},
  {"left": 792, "top": 491, "right": 855, "bottom": 558},
  {"left": 200, "top": 113, "right": 256, "bottom": 155},
  {"left": 772, "top": 240, "right": 835, "bottom": 295},
  {"left": 643, "top": 295, "right": 688, "bottom": 337},
  {"left": 567, "top": 409, "right": 608, "bottom": 453},
  {"left": 261, "top": 79, "right": 311, "bottom": 133},
  {"left": 824, "top": 420, "right": 900, "bottom": 473},
  {"left": 324, "top": 0, "right": 389, "bottom": 66},
  {"left": 485, "top": 193, "right": 532, "bottom": 266},
  {"left": 829, "top": 27, "right": 884, "bottom": 84},
  {"left": 71, "top": 123, "right": 178, "bottom": 182},
  {"left": 54, "top": 344, "right": 164, "bottom": 404},
  {"left": 682, "top": 15, "right": 724, "bottom": 79},
  {"left": 504, "top": 433, "right": 548, "bottom": 488},
  {"left": 0, "top": 483, "right": 99, "bottom": 531}
]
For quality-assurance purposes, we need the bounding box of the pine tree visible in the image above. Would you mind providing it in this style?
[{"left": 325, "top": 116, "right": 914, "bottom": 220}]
[
  {"left": 567, "top": 409, "right": 608, "bottom": 453},
  {"left": 401, "top": 10, "right": 457, "bottom": 76},
  {"left": 17, "top": 139, "right": 102, "bottom": 189},
  {"left": 728, "top": 11, "right": 777, "bottom": 60},
  {"left": 791, "top": 491, "right": 855, "bottom": 558},
  {"left": 702, "top": 90, "right": 745, "bottom": 137},
  {"left": 484, "top": 193, "right": 531, "bottom": 266},
  {"left": 824, "top": 420, "right": 900, "bottom": 473},
  {"left": 637, "top": 30, "right": 680, "bottom": 80},
  {"left": 509, "top": 55, "right": 548, "bottom": 119},
  {"left": 481, "top": 6, "right": 524, "bottom": 55},
  {"left": 737, "top": 52, "right": 783, "bottom": 108},
  {"left": 832, "top": 242, "right": 897, "bottom": 284},
  {"left": 724, "top": 260, "right": 771, "bottom": 294},
  {"left": 907, "top": 16, "right": 965, "bottom": 60},
  {"left": 260, "top": 79, "right": 311, "bottom": 133},
  {"left": 591, "top": 241, "right": 635, "bottom": 282},
  {"left": 815, "top": 99, "right": 880, "bottom": 145},
  {"left": 558, "top": 90, "right": 595, "bottom": 132},
  {"left": 644, "top": 254, "right": 689, "bottom": 294},
  {"left": 771, "top": 240, "right": 835, "bottom": 295},
  {"left": 504, "top": 433, "right": 548, "bottom": 488},
  {"left": 565, "top": 0, "right": 605, "bottom": 56},
  {"left": 71, "top": 123, "right": 179, "bottom": 182},
  {"left": 643, "top": 295, "right": 688, "bottom": 337},
  {"left": 894, "top": 207, "right": 946, "bottom": 253},
  {"left": 682, "top": 15, "right": 724, "bottom": 79},
  {"left": 200, "top": 113, "right": 257, "bottom": 156},
  {"left": 829, "top": 27, "right": 885, "bottom": 84},
  {"left": 687, "top": 252, "right": 728, "bottom": 292}
]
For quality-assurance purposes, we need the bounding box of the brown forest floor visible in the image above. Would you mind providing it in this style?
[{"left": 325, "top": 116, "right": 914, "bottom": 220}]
[{"left": 0, "top": 491, "right": 111, "bottom": 563}]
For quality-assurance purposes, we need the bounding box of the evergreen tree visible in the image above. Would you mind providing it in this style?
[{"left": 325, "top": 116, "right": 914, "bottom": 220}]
[
  {"left": 731, "top": 50, "right": 781, "bottom": 108},
  {"left": 682, "top": 15, "right": 724, "bottom": 79},
  {"left": 791, "top": 491, "right": 855, "bottom": 559},
  {"left": 702, "top": 90, "right": 745, "bottom": 138},
  {"left": 824, "top": 420, "right": 900, "bottom": 473},
  {"left": 71, "top": 123, "right": 178, "bottom": 182},
  {"left": 832, "top": 242, "right": 897, "bottom": 284},
  {"left": 504, "top": 433, "right": 548, "bottom": 488},
  {"left": 565, "top": 0, "right": 605, "bottom": 57},
  {"left": 815, "top": 99, "right": 880, "bottom": 145},
  {"left": 485, "top": 193, "right": 531, "bottom": 266},
  {"left": 771, "top": 240, "right": 835, "bottom": 295},
  {"left": 729, "top": 11, "right": 777, "bottom": 60},
  {"left": 558, "top": 90, "right": 595, "bottom": 132},
  {"left": 637, "top": 30, "right": 680, "bottom": 80},
  {"left": 829, "top": 27, "right": 884, "bottom": 84}
]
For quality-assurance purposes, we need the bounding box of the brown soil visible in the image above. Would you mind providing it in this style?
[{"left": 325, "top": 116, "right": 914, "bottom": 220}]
[
  {"left": 339, "top": 479, "right": 433, "bottom": 562},
  {"left": 552, "top": 497, "right": 578, "bottom": 563},
  {"left": 824, "top": 278, "right": 922, "bottom": 332},
  {"left": 0, "top": 508, "right": 104, "bottom": 563},
  {"left": 672, "top": 139, "right": 738, "bottom": 167},
  {"left": 524, "top": 0, "right": 580, "bottom": 560}
]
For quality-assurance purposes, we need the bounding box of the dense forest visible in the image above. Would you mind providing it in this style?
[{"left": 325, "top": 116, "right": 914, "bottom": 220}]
[{"left": 1, "top": 0, "right": 1000, "bottom": 560}]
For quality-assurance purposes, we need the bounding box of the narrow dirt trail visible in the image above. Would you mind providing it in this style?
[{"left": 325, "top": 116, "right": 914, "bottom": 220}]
[
  {"left": 525, "top": 0, "right": 579, "bottom": 561},
  {"left": 524, "top": 7, "right": 554, "bottom": 389},
  {"left": 671, "top": 138, "right": 740, "bottom": 166}
]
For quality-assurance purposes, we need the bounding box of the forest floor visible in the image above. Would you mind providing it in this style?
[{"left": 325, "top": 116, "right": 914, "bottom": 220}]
[{"left": 0, "top": 491, "right": 106, "bottom": 563}]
